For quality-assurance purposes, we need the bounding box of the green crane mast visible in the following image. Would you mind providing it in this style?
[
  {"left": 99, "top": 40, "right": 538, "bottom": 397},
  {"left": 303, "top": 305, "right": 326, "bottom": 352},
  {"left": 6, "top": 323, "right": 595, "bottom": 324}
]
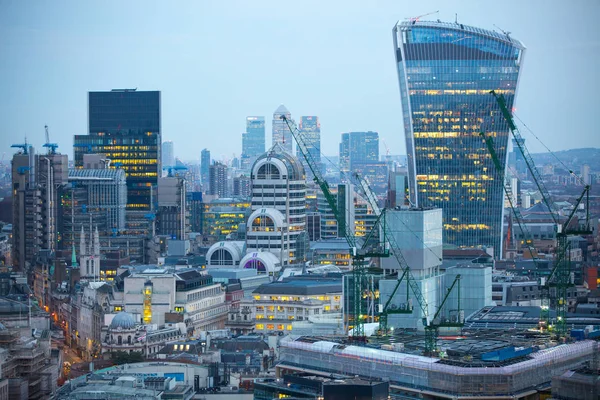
[
  {"left": 355, "top": 174, "right": 462, "bottom": 354},
  {"left": 281, "top": 116, "right": 388, "bottom": 339},
  {"left": 487, "top": 90, "right": 591, "bottom": 338}
]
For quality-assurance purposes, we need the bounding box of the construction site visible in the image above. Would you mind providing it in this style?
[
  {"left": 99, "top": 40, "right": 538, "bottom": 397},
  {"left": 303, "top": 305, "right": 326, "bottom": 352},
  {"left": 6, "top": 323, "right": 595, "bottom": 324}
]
[
  {"left": 276, "top": 329, "right": 599, "bottom": 399},
  {"left": 276, "top": 44, "right": 600, "bottom": 397}
]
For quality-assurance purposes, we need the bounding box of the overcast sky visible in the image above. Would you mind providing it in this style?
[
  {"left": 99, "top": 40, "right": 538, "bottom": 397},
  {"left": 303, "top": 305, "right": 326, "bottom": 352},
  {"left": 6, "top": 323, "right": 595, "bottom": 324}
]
[{"left": 1, "top": 0, "right": 598, "bottom": 163}]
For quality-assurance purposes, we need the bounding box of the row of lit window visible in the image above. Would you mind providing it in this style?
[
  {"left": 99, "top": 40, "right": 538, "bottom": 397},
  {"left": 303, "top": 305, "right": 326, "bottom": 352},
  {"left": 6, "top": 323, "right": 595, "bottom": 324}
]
[
  {"left": 409, "top": 89, "right": 514, "bottom": 96},
  {"left": 444, "top": 223, "right": 490, "bottom": 231},
  {"left": 417, "top": 175, "right": 491, "bottom": 182},
  {"left": 256, "top": 323, "right": 293, "bottom": 331}
]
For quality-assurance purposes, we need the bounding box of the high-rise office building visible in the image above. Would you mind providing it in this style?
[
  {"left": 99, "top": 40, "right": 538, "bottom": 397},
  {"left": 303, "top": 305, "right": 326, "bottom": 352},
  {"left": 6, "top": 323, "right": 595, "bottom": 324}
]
[
  {"left": 296, "top": 116, "right": 321, "bottom": 180},
  {"left": 209, "top": 162, "right": 228, "bottom": 198},
  {"left": 247, "top": 144, "right": 307, "bottom": 266},
  {"left": 241, "top": 116, "right": 265, "bottom": 171},
  {"left": 233, "top": 175, "right": 251, "bottom": 198},
  {"left": 339, "top": 131, "right": 379, "bottom": 178},
  {"left": 201, "top": 148, "right": 211, "bottom": 192},
  {"left": 393, "top": 20, "right": 525, "bottom": 258},
  {"left": 157, "top": 176, "right": 188, "bottom": 240},
  {"left": 74, "top": 89, "right": 161, "bottom": 211},
  {"left": 61, "top": 161, "right": 127, "bottom": 250},
  {"left": 162, "top": 141, "right": 174, "bottom": 170},
  {"left": 11, "top": 147, "right": 68, "bottom": 271},
  {"left": 272, "top": 105, "right": 292, "bottom": 154}
]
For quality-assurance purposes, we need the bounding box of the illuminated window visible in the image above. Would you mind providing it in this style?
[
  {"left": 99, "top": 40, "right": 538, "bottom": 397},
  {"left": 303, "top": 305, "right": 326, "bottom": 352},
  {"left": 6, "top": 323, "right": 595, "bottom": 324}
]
[
  {"left": 266, "top": 324, "right": 274, "bottom": 330},
  {"left": 256, "top": 324, "right": 264, "bottom": 330}
]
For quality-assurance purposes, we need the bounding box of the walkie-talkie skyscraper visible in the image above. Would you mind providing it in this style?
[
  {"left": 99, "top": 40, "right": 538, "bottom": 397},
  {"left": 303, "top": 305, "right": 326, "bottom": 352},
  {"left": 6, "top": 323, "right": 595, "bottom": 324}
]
[{"left": 393, "top": 20, "right": 525, "bottom": 258}]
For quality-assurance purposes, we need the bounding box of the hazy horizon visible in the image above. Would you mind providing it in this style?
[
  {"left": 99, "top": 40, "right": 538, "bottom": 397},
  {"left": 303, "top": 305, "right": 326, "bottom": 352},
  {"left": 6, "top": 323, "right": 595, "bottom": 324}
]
[{"left": 1, "top": 1, "right": 599, "bottom": 163}]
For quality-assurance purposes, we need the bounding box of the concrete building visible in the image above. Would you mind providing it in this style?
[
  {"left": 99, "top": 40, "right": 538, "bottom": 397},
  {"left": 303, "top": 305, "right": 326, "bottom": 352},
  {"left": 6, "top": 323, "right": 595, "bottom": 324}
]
[
  {"left": 247, "top": 144, "right": 307, "bottom": 268},
  {"left": 116, "top": 267, "right": 227, "bottom": 334},
  {"left": 162, "top": 140, "right": 175, "bottom": 171},
  {"left": 51, "top": 361, "right": 209, "bottom": 399},
  {"left": 11, "top": 148, "right": 68, "bottom": 272},
  {"left": 102, "top": 312, "right": 186, "bottom": 357},
  {"left": 318, "top": 183, "right": 355, "bottom": 240},
  {"left": 209, "top": 162, "right": 228, "bottom": 197},
  {"left": 233, "top": 174, "right": 251, "bottom": 198},
  {"left": 249, "top": 276, "right": 342, "bottom": 335},
  {"left": 62, "top": 166, "right": 127, "bottom": 249},
  {"left": 157, "top": 176, "right": 188, "bottom": 240},
  {"left": 379, "top": 207, "right": 443, "bottom": 330},
  {"left": 309, "top": 239, "right": 353, "bottom": 270}
]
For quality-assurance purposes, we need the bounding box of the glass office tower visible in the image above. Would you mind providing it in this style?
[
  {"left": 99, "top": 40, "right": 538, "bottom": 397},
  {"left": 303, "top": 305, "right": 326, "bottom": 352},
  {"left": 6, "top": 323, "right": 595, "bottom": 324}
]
[
  {"left": 393, "top": 21, "right": 525, "bottom": 258},
  {"left": 241, "top": 116, "right": 265, "bottom": 171},
  {"left": 272, "top": 105, "right": 293, "bottom": 154},
  {"left": 296, "top": 116, "right": 321, "bottom": 179},
  {"left": 74, "top": 89, "right": 161, "bottom": 210}
]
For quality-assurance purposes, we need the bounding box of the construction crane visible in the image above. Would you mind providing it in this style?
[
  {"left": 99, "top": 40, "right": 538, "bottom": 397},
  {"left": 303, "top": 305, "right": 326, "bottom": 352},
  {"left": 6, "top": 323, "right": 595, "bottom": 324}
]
[
  {"left": 282, "top": 115, "right": 388, "bottom": 339},
  {"left": 355, "top": 173, "right": 460, "bottom": 354},
  {"left": 43, "top": 125, "right": 59, "bottom": 154},
  {"left": 487, "top": 90, "right": 591, "bottom": 338},
  {"left": 405, "top": 10, "right": 439, "bottom": 24},
  {"left": 353, "top": 174, "right": 427, "bottom": 327},
  {"left": 11, "top": 139, "right": 29, "bottom": 154},
  {"left": 424, "top": 274, "right": 462, "bottom": 354}
]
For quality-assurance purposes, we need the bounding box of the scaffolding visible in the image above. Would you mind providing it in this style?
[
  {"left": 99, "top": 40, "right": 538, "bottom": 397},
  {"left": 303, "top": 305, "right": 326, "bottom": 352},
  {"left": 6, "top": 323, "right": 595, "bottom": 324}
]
[{"left": 277, "top": 336, "right": 596, "bottom": 398}]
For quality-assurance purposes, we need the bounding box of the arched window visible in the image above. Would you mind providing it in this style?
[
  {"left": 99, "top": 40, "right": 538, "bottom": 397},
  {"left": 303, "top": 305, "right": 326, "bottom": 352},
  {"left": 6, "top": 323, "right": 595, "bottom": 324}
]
[
  {"left": 117, "top": 336, "right": 122, "bottom": 345},
  {"left": 252, "top": 216, "right": 275, "bottom": 232},
  {"left": 257, "top": 163, "right": 280, "bottom": 180},
  {"left": 211, "top": 248, "right": 234, "bottom": 265},
  {"left": 244, "top": 258, "right": 266, "bottom": 272},
  {"left": 127, "top": 335, "right": 132, "bottom": 345}
]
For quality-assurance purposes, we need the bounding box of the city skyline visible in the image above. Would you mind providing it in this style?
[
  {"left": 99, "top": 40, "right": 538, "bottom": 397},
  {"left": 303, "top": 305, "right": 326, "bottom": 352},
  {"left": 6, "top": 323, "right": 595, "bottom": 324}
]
[{"left": 1, "top": 1, "right": 599, "bottom": 162}]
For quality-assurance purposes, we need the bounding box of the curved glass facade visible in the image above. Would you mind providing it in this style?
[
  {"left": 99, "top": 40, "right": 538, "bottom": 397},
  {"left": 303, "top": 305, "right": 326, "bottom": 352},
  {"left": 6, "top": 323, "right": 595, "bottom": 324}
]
[{"left": 393, "top": 21, "right": 525, "bottom": 258}]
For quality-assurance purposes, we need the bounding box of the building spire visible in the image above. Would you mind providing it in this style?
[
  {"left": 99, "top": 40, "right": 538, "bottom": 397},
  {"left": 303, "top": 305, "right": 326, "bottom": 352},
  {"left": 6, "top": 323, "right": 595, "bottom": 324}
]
[
  {"left": 71, "top": 243, "right": 79, "bottom": 268},
  {"left": 80, "top": 225, "right": 86, "bottom": 257},
  {"left": 94, "top": 225, "right": 100, "bottom": 256}
]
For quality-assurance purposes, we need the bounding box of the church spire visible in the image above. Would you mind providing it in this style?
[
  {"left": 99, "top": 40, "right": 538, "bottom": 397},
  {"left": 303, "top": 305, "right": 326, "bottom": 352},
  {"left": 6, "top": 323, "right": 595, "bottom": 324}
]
[{"left": 71, "top": 243, "right": 79, "bottom": 268}]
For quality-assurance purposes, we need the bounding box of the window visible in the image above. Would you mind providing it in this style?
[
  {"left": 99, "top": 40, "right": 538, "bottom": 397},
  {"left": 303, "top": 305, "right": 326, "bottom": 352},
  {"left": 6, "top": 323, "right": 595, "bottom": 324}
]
[
  {"left": 266, "top": 324, "right": 275, "bottom": 330},
  {"left": 256, "top": 324, "right": 264, "bottom": 330}
]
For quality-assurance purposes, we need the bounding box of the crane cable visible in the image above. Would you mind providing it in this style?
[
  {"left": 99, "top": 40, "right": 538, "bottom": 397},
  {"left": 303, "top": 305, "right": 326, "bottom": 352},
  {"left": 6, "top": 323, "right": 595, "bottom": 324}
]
[
  {"left": 513, "top": 113, "right": 584, "bottom": 186},
  {"left": 316, "top": 143, "right": 442, "bottom": 262}
]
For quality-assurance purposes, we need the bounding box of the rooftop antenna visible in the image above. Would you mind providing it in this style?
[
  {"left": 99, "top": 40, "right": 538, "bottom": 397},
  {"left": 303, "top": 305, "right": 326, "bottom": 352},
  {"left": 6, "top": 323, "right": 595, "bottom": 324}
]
[{"left": 455, "top": 13, "right": 458, "bottom": 24}]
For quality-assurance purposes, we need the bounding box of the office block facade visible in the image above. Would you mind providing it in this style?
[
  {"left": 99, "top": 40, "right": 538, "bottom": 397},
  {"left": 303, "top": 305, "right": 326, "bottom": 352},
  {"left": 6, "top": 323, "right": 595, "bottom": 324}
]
[
  {"left": 241, "top": 116, "right": 265, "bottom": 171},
  {"left": 339, "top": 131, "right": 379, "bottom": 179},
  {"left": 272, "top": 105, "right": 293, "bottom": 154},
  {"left": 74, "top": 89, "right": 161, "bottom": 211},
  {"left": 162, "top": 140, "right": 174, "bottom": 170},
  {"left": 393, "top": 20, "right": 525, "bottom": 257},
  {"left": 209, "top": 163, "right": 228, "bottom": 198},
  {"left": 296, "top": 116, "right": 321, "bottom": 180},
  {"left": 200, "top": 148, "right": 211, "bottom": 192}
]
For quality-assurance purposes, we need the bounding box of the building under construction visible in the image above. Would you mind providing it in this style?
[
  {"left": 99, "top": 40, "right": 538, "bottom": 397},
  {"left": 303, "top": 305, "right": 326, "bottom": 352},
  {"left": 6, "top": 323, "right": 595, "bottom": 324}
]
[{"left": 276, "top": 329, "right": 599, "bottom": 399}]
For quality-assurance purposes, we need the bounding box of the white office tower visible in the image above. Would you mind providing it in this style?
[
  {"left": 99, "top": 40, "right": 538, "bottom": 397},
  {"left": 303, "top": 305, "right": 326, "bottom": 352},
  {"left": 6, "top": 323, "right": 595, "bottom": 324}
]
[
  {"left": 245, "top": 144, "right": 307, "bottom": 276},
  {"left": 379, "top": 208, "right": 443, "bottom": 330}
]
